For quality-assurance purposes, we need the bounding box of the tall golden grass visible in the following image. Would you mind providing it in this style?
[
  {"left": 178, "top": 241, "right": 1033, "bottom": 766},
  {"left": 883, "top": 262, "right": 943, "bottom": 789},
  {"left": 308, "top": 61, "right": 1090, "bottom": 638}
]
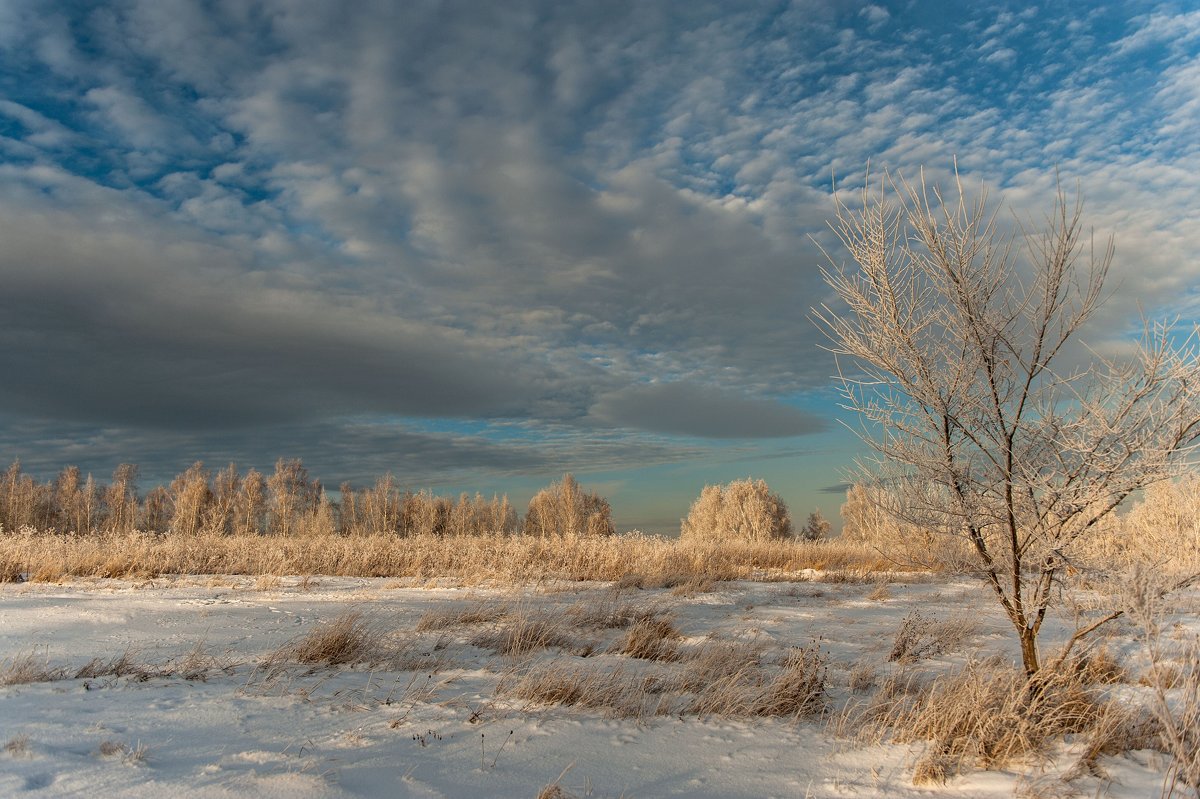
[{"left": 0, "top": 529, "right": 905, "bottom": 584}]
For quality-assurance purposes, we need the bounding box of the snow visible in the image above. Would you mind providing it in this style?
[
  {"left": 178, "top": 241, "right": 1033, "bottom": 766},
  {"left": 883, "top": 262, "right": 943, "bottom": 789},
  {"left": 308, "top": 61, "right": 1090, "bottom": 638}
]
[{"left": 0, "top": 574, "right": 1181, "bottom": 798}]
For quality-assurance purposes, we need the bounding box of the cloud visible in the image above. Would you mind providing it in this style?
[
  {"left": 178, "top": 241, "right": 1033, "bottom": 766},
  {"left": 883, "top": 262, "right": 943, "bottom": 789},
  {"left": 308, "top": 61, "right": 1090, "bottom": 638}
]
[
  {"left": 0, "top": 0, "right": 1195, "bottom": 515},
  {"left": 860, "top": 5, "right": 889, "bottom": 29},
  {"left": 0, "top": 169, "right": 550, "bottom": 430},
  {"left": 590, "top": 382, "right": 827, "bottom": 439}
]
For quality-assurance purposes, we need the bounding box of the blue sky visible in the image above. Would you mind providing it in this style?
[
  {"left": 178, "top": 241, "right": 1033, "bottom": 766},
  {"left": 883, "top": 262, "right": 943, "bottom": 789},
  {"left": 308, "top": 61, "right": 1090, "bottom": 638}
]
[{"left": 1, "top": 1, "right": 1197, "bottom": 533}]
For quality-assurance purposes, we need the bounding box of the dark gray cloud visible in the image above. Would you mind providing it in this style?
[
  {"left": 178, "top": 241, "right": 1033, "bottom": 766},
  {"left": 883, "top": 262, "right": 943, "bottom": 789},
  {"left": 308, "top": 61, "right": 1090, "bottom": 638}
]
[
  {"left": 590, "top": 382, "right": 826, "bottom": 439},
  {"left": 0, "top": 187, "right": 550, "bottom": 430},
  {"left": 0, "top": 413, "right": 703, "bottom": 492}
]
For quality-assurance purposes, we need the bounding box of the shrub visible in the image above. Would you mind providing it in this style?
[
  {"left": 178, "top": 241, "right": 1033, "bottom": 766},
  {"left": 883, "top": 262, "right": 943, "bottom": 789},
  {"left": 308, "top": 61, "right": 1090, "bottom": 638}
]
[
  {"left": 679, "top": 478, "right": 792, "bottom": 543},
  {"left": 523, "top": 474, "right": 614, "bottom": 537}
]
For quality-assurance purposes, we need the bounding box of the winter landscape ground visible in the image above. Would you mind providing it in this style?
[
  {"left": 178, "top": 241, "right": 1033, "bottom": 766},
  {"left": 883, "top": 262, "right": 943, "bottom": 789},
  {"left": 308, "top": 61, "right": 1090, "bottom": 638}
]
[{"left": 1, "top": 569, "right": 1194, "bottom": 798}]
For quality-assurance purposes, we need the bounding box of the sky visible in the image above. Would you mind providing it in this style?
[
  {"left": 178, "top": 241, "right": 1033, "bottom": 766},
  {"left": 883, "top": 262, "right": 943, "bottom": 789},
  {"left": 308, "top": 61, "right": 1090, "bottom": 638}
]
[{"left": 1, "top": 1, "right": 1198, "bottom": 534}]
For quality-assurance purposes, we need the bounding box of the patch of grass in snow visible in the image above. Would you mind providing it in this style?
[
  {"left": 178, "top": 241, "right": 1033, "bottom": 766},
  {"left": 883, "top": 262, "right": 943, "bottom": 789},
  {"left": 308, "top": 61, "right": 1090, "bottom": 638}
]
[
  {"left": 1, "top": 650, "right": 66, "bottom": 685},
  {"left": 4, "top": 734, "right": 30, "bottom": 758},
  {"left": 269, "top": 610, "right": 381, "bottom": 667}
]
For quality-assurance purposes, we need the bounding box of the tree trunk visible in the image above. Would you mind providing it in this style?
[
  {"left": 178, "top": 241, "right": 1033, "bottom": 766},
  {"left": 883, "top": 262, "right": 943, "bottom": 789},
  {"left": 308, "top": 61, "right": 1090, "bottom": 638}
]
[{"left": 1019, "top": 625, "right": 1040, "bottom": 676}]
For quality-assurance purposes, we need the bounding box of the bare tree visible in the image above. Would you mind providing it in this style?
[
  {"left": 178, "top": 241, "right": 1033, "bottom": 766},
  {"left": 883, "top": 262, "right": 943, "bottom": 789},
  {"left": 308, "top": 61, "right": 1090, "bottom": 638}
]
[
  {"left": 524, "top": 474, "right": 615, "bottom": 537},
  {"left": 104, "top": 464, "right": 139, "bottom": 534},
  {"left": 801, "top": 508, "right": 832, "bottom": 541},
  {"left": 680, "top": 478, "right": 792, "bottom": 542},
  {"left": 813, "top": 168, "right": 1200, "bottom": 675}
]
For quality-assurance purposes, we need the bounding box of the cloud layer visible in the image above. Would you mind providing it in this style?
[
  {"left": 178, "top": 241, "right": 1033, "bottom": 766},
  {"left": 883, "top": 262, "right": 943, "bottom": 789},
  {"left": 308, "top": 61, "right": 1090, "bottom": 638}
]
[{"left": 0, "top": 1, "right": 1196, "bottom": 526}]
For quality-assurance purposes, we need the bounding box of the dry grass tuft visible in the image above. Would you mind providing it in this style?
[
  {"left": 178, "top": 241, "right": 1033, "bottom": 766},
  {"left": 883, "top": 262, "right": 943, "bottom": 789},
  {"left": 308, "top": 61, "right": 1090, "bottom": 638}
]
[
  {"left": 888, "top": 611, "right": 977, "bottom": 663},
  {"left": 416, "top": 601, "right": 509, "bottom": 632},
  {"left": 96, "top": 740, "right": 149, "bottom": 766},
  {"left": 566, "top": 594, "right": 659, "bottom": 630},
  {"left": 272, "top": 611, "right": 379, "bottom": 667},
  {"left": 677, "top": 639, "right": 765, "bottom": 693},
  {"left": 688, "top": 644, "right": 828, "bottom": 719},
  {"left": 535, "top": 766, "right": 579, "bottom": 799},
  {"left": 866, "top": 582, "right": 892, "bottom": 601},
  {"left": 0, "top": 554, "right": 23, "bottom": 583},
  {"left": 1, "top": 651, "right": 67, "bottom": 685},
  {"left": 611, "top": 616, "right": 681, "bottom": 662},
  {"left": 850, "top": 656, "right": 1136, "bottom": 785},
  {"left": 669, "top": 575, "right": 717, "bottom": 596},
  {"left": 75, "top": 650, "right": 139, "bottom": 680},
  {"left": 1073, "top": 645, "right": 1128, "bottom": 685},
  {"left": 536, "top": 786, "right": 575, "bottom": 799},
  {"left": 847, "top": 659, "right": 878, "bottom": 694},
  {"left": 500, "top": 661, "right": 661, "bottom": 719},
  {"left": 473, "top": 611, "right": 575, "bottom": 657},
  {"left": 4, "top": 734, "right": 30, "bottom": 757}
]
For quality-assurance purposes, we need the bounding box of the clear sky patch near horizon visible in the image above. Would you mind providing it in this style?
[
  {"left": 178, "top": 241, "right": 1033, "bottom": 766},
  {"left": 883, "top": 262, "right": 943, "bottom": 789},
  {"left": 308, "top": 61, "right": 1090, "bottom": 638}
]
[{"left": 1, "top": 1, "right": 1197, "bottom": 533}]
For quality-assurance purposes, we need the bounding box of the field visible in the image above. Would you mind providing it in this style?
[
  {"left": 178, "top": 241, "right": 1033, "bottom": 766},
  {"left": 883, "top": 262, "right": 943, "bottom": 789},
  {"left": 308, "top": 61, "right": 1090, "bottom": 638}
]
[{"left": 2, "top": 565, "right": 1195, "bottom": 798}]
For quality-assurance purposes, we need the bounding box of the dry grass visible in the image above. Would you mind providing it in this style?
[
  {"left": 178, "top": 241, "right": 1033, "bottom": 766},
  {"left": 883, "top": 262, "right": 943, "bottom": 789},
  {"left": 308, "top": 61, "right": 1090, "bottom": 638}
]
[
  {"left": 4, "top": 734, "right": 30, "bottom": 757},
  {"left": 687, "top": 644, "right": 828, "bottom": 719},
  {"left": 74, "top": 650, "right": 139, "bottom": 680},
  {"left": 887, "top": 611, "right": 978, "bottom": 663},
  {"left": 866, "top": 581, "right": 892, "bottom": 601},
  {"left": 677, "top": 639, "right": 766, "bottom": 692},
  {"left": 610, "top": 616, "right": 681, "bottom": 661},
  {"left": 97, "top": 740, "right": 149, "bottom": 766},
  {"left": 1073, "top": 645, "right": 1128, "bottom": 685},
  {"left": 847, "top": 659, "right": 878, "bottom": 693},
  {"left": 564, "top": 593, "right": 658, "bottom": 629},
  {"left": 269, "top": 611, "right": 379, "bottom": 667},
  {"left": 498, "top": 636, "right": 827, "bottom": 722},
  {"left": 1, "top": 651, "right": 67, "bottom": 685},
  {"left": 499, "top": 662, "right": 662, "bottom": 719},
  {"left": 416, "top": 601, "right": 509, "bottom": 632},
  {"left": 472, "top": 610, "right": 576, "bottom": 656},
  {"left": 846, "top": 656, "right": 1156, "bottom": 785},
  {"left": 0, "top": 529, "right": 907, "bottom": 584}
]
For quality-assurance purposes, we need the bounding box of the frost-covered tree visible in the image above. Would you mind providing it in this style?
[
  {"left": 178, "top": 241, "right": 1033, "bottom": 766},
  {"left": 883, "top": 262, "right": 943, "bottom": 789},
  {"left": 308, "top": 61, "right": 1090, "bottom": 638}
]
[{"left": 813, "top": 169, "right": 1200, "bottom": 675}]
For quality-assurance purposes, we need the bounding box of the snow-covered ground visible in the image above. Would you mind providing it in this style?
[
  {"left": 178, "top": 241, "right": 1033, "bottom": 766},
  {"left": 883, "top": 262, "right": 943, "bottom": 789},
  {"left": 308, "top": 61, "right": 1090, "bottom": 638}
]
[{"left": 0, "top": 573, "right": 1186, "bottom": 798}]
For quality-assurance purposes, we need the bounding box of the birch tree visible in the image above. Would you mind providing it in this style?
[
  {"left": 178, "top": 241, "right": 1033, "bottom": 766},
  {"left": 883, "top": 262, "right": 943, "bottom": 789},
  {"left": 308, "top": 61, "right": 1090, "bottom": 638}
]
[{"left": 813, "top": 169, "right": 1200, "bottom": 675}]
